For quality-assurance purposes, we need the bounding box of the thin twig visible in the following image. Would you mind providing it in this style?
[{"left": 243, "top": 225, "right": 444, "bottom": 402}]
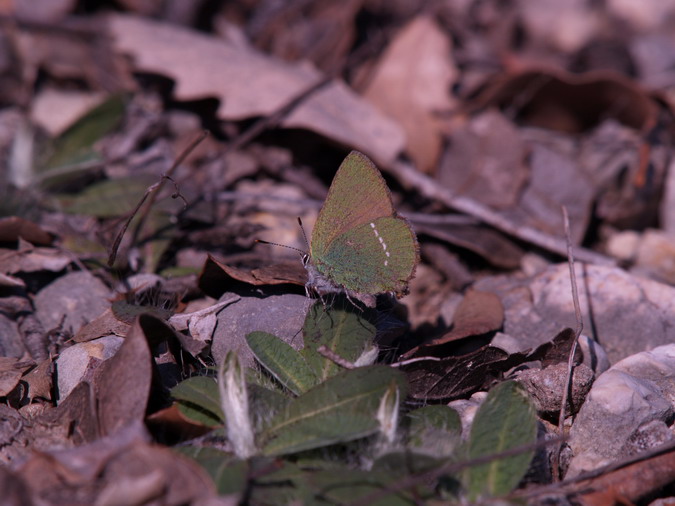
[
  {"left": 316, "top": 345, "right": 355, "bottom": 369},
  {"left": 107, "top": 132, "right": 205, "bottom": 266},
  {"left": 552, "top": 206, "right": 584, "bottom": 481},
  {"left": 350, "top": 434, "right": 566, "bottom": 506},
  {"left": 129, "top": 133, "right": 203, "bottom": 246},
  {"left": 227, "top": 76, "right": 332, "bottom": 153},
  {"left": 388, "top": 159, "right": 616, "bottom": 266},
  {"left": 224, "top": 25, "right": 385, "bottom": 154},
  {"left": 390, "top": 356, "right": 442, "bottom": 367},
  {"left": 513, "top": 439, "right": 675, "bottom": 501}
]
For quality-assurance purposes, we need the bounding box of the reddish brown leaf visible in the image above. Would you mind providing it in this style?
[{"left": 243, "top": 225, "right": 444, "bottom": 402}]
[
  {"left": 563, "top": 444, "right": 675, "bottom": 505},
  {"left": 363, "top": 16, "right": 457, "bottom": 173},
  {"left": 415, "top": 223, "right": 524, "bottom": 269},
  {"left": 199, "top": 254, "right": 305, "bottom": 299},
  {"left": 40, "top": 382, "right": 98, "bottom": 445},
  {"left": 0, "top": 217, "right": 53, "bottom": 246},
  {"left": 145, "top": 404, "right": 213, "bottom": 442},
  {"left": 471, "top": 68, "right": 658, "bottom": 134},
  {"left": 408, "top": 289, "right": 504, "bottom": 355},
  {"left": 72, "top": 308, "right": 131, "bottom": 343}
]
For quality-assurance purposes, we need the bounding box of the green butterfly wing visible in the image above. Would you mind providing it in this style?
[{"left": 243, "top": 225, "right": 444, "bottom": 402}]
[
  {"left": 313, "top": 214, "right": 418, "bottom": 296},
  {"left": 310, "top": 151, "right": 395, "bottom": 260}
]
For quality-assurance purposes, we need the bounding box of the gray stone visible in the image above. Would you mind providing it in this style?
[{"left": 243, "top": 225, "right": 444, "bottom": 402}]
[
  {"left": 447, "top": 391, "right": 487, "bottom": 439},
  {"left": 514, "top": 362, "right": 594, "bottom": 416},
  {"left": 578, "top": 334, "right": 610, "bottom": 375},
  {"left": 476, "top": 264, "right": 675, "bottom": 364},
  {"left": 34, "top": 271, "right": 111, "bottom": 335},
  {"left": 566, "top": 344, "right": 675, "bottom": 477},
  {"left": 211, "top": 293, "right": 312, "bottom": 369}
]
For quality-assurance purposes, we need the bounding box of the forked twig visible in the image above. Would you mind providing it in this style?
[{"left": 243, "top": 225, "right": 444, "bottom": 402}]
[
  {"left": 552, "top": 206, "right": 584, "bottom": 480},
  {"left": 107, "top": 131, "right": 206, "bottom": 266}
]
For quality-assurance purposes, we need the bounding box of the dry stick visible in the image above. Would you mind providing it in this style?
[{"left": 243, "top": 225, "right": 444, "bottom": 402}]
[
  {"left": 388, "top": 159, "right": 615, "bottom": 266},
  {"left": 390, "top": 356, "right": 442, "bottom": 367},
  {"left": 227, "top": 76, "right": 333, "bottom": 153},
  {"left": 107, "top": 132, "right": 205, "bottom": 266},
  {"left": 552, "top": 206, "right": 585, "bottom": 481},
  {"left": 316, "top": 345, "right": 355, "bottom": 369},
  {"left": 513, "top": 438, "right": 675, "bottom": 502},
  {"left": 129, "top": 133, "right": 205, "bottom": 246},
  {"left": 225, "top": 27, "right": 385, "bottom": 154}
]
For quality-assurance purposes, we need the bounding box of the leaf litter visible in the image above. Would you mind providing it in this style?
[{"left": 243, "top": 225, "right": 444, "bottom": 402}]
[{"left": 1, "top": 1, "right": 675, "bottom": 504}]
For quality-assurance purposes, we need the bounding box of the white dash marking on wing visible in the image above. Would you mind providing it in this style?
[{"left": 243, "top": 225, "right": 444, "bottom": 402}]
[{"left": 369, "top": 222, "right": 391, "bottom": 267}]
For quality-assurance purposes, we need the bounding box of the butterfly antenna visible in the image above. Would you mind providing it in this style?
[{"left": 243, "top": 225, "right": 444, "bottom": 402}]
[
  {"left": 297, "top": 217, "right": 311, "bottom": 251},
  {"left": 255, "top": 239, "right": 306, "bottom": 256}
]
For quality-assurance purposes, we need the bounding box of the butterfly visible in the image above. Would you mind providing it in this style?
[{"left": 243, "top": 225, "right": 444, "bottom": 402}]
[{"left": 303, "top": 151, "right": 419, "bottom": 307}]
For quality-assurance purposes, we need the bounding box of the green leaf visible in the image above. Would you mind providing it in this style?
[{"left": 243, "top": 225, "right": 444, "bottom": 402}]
[
  {"left": 41, "top": 93, "right": 126, "bottom": 174},
  {"left": 261, "top": 365, "right": 407, "bottom": 456},
  {"left": 172, "top": 376, "right": 224, "bottom": 423},
  {"left": 54, "top": 176, "right": 155, "bottom": 217},
  {"left": 406, "top": 405, "right": 462, "bottom": 457},
  {"left": 248, "top": 459, "right": 310, "bottom": 504},
  {"left": 176, "top": 401, "right": 222, "bottom": 428},
  {"left": 300, "top": 468, "right": 418, "bottom": 505},
  {"left": 175, "top": 446, "right": 247, "bottom": 496},
  {"left": 52, "top": 174, "right": 179, "bottom": 272},
  {"left": 301, "top": 303, "right": 376, "bottom": 381},
  {"left": 465, "top": 380, "right": 537, "bottom": 500},
  {"left": 372, "top": 451, "right": 442, "bottom": 476},
  {"left": 246, "top": 331, "right": 318, "bottom": 395},
  {"left": 249, "top": 383, "right": 290, "bottom": 432}
]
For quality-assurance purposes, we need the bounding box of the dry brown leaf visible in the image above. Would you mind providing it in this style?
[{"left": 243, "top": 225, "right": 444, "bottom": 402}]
[
  {"left": 95, "top": 315, "right": 153, "bottom": 436},
  {"left": 438, "top": 110, "right": 528, "bottom": 210},
  {"left": 13, "top": 0, "right": 75, "bottom": 24},
  {"left": 0, "top": 217, "right": 53, "bottom": 246},
  {"left": 107, "top": 14, "right": 405, "bottom": 166},
  {"left": 30, "top": 88, "right": 107, "bottom": 137},
  {"left": 22, "top": 359, "right": 53, "bottom": 401},
  {"left": 199, "top": 254, "right": 305, "bottom": 299},
  {"left": 471, "top": 67, "right": 658, "bottom": 134},
  {"left": 564, "top": 445, "right": 675, "bottom": 505},
  {"left": 0, "top": 358, "right": 32, "bottom": 397},
  {"left": 405, "top": 289, "right": 504, "bottom": 357},
  {"left": 72, "top": 308, "right": 131, "bottom": 343},
  {"left": 363, "top": 16, "right": 457, "bottom": 172}
]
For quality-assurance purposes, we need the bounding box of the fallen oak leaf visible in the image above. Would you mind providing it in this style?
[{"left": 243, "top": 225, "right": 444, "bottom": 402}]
[
  {"left": 107, "top": 14, "right": 405, "bottom": 166},
  {"left": 402, "top": 328, "right": 578, "bottom": 400},
  {"left": 469, "top": 67, "right": 658, "bottom": 134},
  {"left": 402, "top": 289, "right": 504, "bottom": 358},
  {"left": 198, "top": 254, "right": 306, "bottom": 299}
]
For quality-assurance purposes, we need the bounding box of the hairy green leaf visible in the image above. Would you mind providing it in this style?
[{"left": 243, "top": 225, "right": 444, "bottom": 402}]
[
  {"left": 262, "top": 365, "right": 407, "bottom": 456},
  {"left": 246, "top": 331, "right": 317, "bottom": 395},
  {"left": 466, "top": 381, "right": 537, "bottom": 500},
  {"left": 301, "top": 303, "right": 376, "bottom": 381}
]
